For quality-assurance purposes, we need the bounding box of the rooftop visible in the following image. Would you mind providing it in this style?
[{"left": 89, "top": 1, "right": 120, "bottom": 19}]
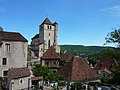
[
  {"left": 7, "top": 67, "right": 30, "bottom": 79},
  {"left": 57, "top": 56, "right": 98, "bottom": 81},
  {"left": 41, "top": 46, "right": 61, "bottom": 60},
  {"left": 0, "top": 31, "right": 28, "bottom": 42}
]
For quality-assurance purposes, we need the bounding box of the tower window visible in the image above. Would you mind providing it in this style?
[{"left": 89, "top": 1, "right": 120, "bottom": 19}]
[
  {"left": 2, "top": 58, "right": 7, "bottom": 65},
  {"left": 48, "top": 40, "right": 50, "bottom": 49},
  {"left": 50, "top": 26, "right": 52, "bottom": 29},
  {"left": 47, "top": 25, "right": 49, "bottom": 29}
]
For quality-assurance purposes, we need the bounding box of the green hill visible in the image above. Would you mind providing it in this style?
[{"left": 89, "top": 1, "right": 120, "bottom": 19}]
[{"left": 60, "top": 45, "right": 114, "bottom": 56}]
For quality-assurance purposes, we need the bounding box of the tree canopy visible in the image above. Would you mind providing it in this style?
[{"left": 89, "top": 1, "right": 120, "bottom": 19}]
[
  {"left": 105, "top": 29, "right": 120, "bottom": 47},
  {"left": 32, "top": 64, "right": 57, "bottom": 82}
]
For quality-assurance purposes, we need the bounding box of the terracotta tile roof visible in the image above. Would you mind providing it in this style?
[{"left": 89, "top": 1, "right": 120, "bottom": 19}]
[
  {"left": 7, "top": 67, "right": 30, "bottom": 79},
  {"left": 60, "top": 53, "right": 74, "bottom": 62},
  {"left": 96, "top": 59, "right": 119, "bottom": 71},
  {"left": 57, "top": 56, "right": 99, "bottom": 81},
  {"left": 0, "top": 31, "right": 28, "bottom": 42},
  {"left": 32, "top": 34, "right": 39, "bottom": 40},
  {"left": 41, "top": 18, "right": 53, "bottom": 25},
  {"left": 31, "top": 76, "right": 43, "bottom": 81},
  {"left": 41, "top": 46, "right": 61, "bottom": 60}
]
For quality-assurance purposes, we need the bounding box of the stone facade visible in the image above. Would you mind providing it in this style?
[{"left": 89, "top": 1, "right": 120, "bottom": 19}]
[
  {"left": 0, "top": 30, "right": 28, "bottom": 77},
  {"left": 0, "top": 28, "right": 31, "bottom": 90}
]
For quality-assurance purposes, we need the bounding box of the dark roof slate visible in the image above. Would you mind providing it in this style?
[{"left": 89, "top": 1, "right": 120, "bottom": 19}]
[
  {"left": 57, "top": 56, "right": 98, "bottom": 81},
  {"left": 7, "top": 67, "right": 30, "bottom": 79},
  {"left": 0, "top": 31, "right": 28, "bottom": 42},
  {"left": 41, "top": 46, "right": 61, "bottom": 60},
  {"left": 32, "top": 34, "right": 39, "bottom": 40},
  {"left": 41, "top": 18, "right": 53, "bottom": 25}
]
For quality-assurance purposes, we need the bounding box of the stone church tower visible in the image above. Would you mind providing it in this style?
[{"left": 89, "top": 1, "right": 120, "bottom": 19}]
[{"left": 31, "top": 18, "right": 60, "bottom": 58}]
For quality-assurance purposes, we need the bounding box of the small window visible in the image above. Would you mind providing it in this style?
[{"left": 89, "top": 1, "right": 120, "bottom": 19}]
[
  {"left": 20, "top": 79, "right": 23, "bottom": 84},
  {"left": 49, "top": 33, "right": 50, "bottom": 36},
  {"left": 47, "top": 25, "right": 49, "bottom": 29},
  {"left": 54, "top": 61, "right": 56, "bottom": 65},
  {"left": 2, "top": 58, "right": 7, "bottom": 65},
  {"left": 50, "top": 26, "right": 52, "bottom": 29},
  {"left": 3, "top": 70, "right": 8, "bottom": 76},
  {"left": 5, "top": 44, "right": 10, "bottom": 52},
  {"left": 41, "top": 48, "right": 43, "bottom": 51}
]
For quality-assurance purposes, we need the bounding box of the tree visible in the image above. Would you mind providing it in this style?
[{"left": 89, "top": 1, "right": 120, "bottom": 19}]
[
  {"left": 32, "top": 64, "right": 57, "bottom": 82},
  {"left": 70, "top": 81, "right": 82, "bottom": 90},
  {"left": 100, "top": 48, "right": 115, "bottom": 59},
  {"left": 110, "top": 68, "right": 120, "bottom": 85},
  {"left": 105, "top": 28, "right": 120, "bottom": 47}
]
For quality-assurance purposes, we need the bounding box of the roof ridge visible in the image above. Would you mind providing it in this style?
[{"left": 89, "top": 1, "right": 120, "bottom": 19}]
[{"left": 41, "top": 18, "right": 53, "bottom": 25}]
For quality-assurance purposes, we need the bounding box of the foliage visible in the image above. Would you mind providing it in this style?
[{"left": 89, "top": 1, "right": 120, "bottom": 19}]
[
  {"left": 101, "top": 77, "right": 110, "bottom": 85},
  {"left": 105, "top": 29, "right": 120, "bottom": 47},
  {"left": 110, "top": 69, "right": 120, "bottom": 85},
  {"left": 87, "top": 53, "right": 100, "bottom": 66},
  {"left": 70, "top": 81, "right": 82, "bottom": 90},
  {"left": 57, "top": 76, "right": 65, "bottom": 81},
  {"left": 0, "top": 77, "right": 6, "bottom": 85},
  {"left": 32, "top": 64, "right": 57, "bottom": 82},
  {"left": 100, "top": 48, "right": 115, "bottom": 59},
  {"left": 88, "top": 82, "right": 101, "bottom": 86},
  {"left": 60, "top": 45, "right": 113, "bottom": 57}
]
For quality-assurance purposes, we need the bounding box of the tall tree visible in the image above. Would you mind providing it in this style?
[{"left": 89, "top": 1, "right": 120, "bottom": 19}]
[{"left": 105, "top": 28, "right": 120, "bottom": 47}]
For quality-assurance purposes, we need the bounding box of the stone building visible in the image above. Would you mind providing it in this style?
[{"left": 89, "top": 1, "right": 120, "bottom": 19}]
[
  {"left": 41, "top": 46, "right": 61, "bottom": 72},
  {"left": 0, "top": 27, "right": 32, "bottom": 90},
  {"left": 0, "top": 28, "right": 28, "bottom": 77},
  {"left": 31, "top": 18, "right": 60, "bottom": 59},
  {"left": 7, "top": 67, "right": 31, "bottom": 90}
]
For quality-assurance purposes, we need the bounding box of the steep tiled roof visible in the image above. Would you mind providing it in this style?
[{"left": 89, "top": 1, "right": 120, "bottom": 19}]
[
  {"left": 57, "top": 56, "right": 98, "bottom": 81},
  {"left": 32, "top": 34, "right": 39, "bottom": 40},
  {"left": 41, "top": 18, "right": 53, "bottom": 25},
  {"left": 60, "top": 53, "right": 74, "bottom": 62},
  {"left": 7, "top": 67, "right": 30, "bottom": 79},
  {"left": 0, "top": 31, "right": 28, "bottom": 42},
  {"left": 41, "top": 46, "right": 61, "bottom": 60},
  {"left": 96, "top": 59, "right": 119, "bottom": 71}
]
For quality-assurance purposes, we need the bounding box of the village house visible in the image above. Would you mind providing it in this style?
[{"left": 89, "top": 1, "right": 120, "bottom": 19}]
[
  {"left": 0, "top": 27, "right": 28, "bottom": 77},
  {"left": 0, "top": 27, "right": 32, "bottom": 90},
  {"left": 41, "top": 46, "right": 61, "bottom": 72},
  {"left": 7, "top": 67, "right": 31, "bottom": 90},
  {"left": 95, "top": 58, "right": 119, "bottom": 77}
]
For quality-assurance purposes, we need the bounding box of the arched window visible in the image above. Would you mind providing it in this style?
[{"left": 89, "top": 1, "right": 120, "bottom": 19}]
[{"left": 48, "top": 40, "right": 50, "bottom": 49}]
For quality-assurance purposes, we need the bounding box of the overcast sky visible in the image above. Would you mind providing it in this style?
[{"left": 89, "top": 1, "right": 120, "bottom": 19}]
[{"left": 0, "top": 0, "right": 120, "bottom": 46}]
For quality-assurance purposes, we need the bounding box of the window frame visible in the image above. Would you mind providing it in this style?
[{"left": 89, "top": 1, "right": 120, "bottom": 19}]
[
  {"left": 2, "top": 58, "right": 7, "bottom": 65},
  {"left": 5, "top": 43, "right": 10, "bottom": 52}
]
